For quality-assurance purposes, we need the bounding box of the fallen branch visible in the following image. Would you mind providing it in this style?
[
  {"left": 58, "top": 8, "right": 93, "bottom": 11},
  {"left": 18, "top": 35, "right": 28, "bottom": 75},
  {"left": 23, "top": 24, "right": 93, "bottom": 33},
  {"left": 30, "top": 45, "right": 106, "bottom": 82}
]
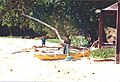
[{"left": 21, "top": 13, "right": 64, "bottom": 43}]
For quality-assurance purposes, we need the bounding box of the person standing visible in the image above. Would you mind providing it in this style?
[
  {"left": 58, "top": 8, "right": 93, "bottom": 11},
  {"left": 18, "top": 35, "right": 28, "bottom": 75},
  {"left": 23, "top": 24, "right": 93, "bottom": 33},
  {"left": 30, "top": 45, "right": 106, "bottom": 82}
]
[
  {"left": 86, "top": 34, "right": 92, "bottom": 47},
  {"left": 63, "top": 35, "right": 71, "bottom": 55},
  {"left": 41, "top": 34, "right": 46, "bottom": 47}
]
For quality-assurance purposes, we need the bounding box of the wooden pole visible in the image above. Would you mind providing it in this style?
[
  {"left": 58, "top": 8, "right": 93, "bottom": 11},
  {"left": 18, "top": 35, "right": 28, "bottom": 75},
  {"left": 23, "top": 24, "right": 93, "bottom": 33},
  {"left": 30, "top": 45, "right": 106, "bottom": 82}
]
[
  {"left": 116, "top": 1, "right": 120, "bottom": 64},
  {"left": 98, "top": 14, "right": 103, "bottom": 49}
]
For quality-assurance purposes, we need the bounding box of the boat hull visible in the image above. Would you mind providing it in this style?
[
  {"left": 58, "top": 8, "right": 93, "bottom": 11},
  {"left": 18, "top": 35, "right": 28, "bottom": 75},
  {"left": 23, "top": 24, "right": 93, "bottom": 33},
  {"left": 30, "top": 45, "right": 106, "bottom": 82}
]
[{"left": 34, "top": 51, "right": 91, "bottom": 60}]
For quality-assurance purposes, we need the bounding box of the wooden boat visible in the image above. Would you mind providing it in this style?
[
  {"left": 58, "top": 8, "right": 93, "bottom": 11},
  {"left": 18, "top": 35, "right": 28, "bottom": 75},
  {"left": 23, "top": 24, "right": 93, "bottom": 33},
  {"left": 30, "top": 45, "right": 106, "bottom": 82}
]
[
  {"left": 34, "top": 38, "right": 100, "bottom": 61},
  {"left": 34, "top": 51, "right": 91, "bottom": 60}
]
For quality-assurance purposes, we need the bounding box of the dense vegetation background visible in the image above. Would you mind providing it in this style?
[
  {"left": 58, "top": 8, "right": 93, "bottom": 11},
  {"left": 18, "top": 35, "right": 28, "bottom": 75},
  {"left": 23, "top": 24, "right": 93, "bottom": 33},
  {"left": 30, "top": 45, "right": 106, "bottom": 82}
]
[{"left": 0, "top": 0, "right": 117, "bottom": 41}]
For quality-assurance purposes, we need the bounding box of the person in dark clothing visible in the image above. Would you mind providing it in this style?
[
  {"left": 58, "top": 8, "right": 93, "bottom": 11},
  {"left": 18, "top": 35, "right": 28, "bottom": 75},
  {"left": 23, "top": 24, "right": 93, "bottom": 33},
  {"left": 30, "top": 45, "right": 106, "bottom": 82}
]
[
  {"left": 86, "top": 34, "right": 92, "bottom": 47},
  {"left": 63, "top": 35, "right": 71, "bottom": 55}
]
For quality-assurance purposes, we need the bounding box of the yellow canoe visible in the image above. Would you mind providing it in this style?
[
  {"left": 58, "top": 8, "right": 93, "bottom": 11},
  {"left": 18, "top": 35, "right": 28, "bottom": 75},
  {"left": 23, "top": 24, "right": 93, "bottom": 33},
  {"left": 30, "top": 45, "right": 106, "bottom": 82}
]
[{"left": 34, "top": 51, "right": 91, "bottom": 60}]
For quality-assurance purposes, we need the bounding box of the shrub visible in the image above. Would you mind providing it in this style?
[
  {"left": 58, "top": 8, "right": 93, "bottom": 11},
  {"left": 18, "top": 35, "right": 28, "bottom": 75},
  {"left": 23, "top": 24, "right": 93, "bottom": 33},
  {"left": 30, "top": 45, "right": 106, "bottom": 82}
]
[
  {"left": 70, "top": 36, "right": 88, "bottom": 47},
  {"left": 91, "top": 48, "right": 115, "bottom": 59}
]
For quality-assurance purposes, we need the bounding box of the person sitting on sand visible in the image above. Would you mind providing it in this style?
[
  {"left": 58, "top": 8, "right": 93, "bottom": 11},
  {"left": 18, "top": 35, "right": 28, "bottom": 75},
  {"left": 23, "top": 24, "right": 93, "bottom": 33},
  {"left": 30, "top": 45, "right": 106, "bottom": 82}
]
[
  {"left": 41, "top": 34, "right": 46, "bottom": 47},
  {"left": 63, "top": 35, "right": 71, "bottom": 55}
]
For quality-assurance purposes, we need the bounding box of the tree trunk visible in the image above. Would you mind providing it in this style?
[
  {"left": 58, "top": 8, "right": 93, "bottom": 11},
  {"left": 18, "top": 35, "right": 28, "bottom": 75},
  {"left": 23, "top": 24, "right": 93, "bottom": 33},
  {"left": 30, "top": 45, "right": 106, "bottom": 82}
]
[{"left": 21, "top": 13, "right": 64, "bottom": 43}]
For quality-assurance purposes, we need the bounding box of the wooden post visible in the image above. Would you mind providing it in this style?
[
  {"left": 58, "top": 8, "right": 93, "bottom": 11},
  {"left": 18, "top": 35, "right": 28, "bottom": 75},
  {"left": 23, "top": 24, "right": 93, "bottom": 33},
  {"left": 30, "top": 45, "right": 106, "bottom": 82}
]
[
  {"left": 98, "top": 14, "right": 103, "bottom": 49},
  {"left": 116, "top": 1, "right": 120, "bottom": 64}
]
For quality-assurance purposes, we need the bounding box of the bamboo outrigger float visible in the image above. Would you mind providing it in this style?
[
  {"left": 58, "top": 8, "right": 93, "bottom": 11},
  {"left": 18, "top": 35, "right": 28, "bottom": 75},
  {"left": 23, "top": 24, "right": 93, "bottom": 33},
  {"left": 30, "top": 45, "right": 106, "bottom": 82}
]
[{"left": 34, "top": 51, "right": 91, "bottom": 60}]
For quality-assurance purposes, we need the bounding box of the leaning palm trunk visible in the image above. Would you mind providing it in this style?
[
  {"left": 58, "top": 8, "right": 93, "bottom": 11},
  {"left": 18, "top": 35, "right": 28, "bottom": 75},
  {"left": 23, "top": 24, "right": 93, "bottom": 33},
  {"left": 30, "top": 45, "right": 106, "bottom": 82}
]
[{"left": 21, "top": 13, "right": 64, "bottom": 43}]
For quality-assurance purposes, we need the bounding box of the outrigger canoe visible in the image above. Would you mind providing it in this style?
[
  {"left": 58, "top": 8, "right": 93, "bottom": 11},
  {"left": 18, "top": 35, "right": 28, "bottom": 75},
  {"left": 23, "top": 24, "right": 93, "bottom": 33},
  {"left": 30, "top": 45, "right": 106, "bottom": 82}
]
[{"left": 34, "top": 51, "right": 91, "bottom": 60}]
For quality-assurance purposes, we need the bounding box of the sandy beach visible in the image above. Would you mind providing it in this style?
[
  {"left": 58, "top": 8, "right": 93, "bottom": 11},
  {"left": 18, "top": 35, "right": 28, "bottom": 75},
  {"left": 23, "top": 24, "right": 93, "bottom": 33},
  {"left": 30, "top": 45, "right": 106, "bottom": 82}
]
[{"left": 0, "top": 38, "right": 120, "bottom": 82}]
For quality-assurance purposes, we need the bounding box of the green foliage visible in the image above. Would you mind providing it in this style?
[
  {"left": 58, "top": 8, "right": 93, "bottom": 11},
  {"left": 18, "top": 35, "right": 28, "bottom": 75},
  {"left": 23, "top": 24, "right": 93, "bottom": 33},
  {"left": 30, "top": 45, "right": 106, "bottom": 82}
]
[
  {"left": 91, "top": 48, "right": 115, "bottom": 59},
  {"left": 71, "top": 36, "right": 88, "bottom": 47},
  {"left": 47, "top": 35, "right": 88, "bottom": 47},
  {"left": 0, "top": 36, "right": 21, "bottom": 38},
  {"left": 47, "top": 39, "right": 60, "bottom": 43},
  {"left": 46, "top": 32, "right": 56, "bottom": 39},
  {"left": 0, "top": 0, "right": 117, "bottom": 39},
  {"left": 31, "top": 0, "right": 117, "bottom": 39}
]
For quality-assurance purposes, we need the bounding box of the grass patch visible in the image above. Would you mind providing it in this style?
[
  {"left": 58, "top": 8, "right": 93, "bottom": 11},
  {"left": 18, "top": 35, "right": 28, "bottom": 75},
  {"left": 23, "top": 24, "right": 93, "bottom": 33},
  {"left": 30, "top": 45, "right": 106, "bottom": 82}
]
[
  {"left": 47, "top": 39, "right": 60, "bottom": 43},
  {"left": 0, "top": 36, "right": 21, "bottom": 38},
  {"left": 91, "top": 48, "right": 115, "bottom": 59}
]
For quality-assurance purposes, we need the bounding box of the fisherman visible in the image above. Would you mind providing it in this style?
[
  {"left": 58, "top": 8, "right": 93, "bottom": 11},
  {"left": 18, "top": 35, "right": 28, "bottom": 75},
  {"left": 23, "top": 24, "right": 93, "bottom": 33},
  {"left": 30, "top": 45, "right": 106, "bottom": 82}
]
[{"left": 63, "top": 35, "right": 71, "bottom": 55}]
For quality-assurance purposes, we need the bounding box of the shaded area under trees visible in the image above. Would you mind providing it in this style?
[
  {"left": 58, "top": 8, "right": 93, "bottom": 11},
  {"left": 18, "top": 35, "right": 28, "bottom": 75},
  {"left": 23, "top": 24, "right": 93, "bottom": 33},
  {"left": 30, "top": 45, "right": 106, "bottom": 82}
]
[{"left": 0, "top": 0, "right": 117, "bottom": 42}]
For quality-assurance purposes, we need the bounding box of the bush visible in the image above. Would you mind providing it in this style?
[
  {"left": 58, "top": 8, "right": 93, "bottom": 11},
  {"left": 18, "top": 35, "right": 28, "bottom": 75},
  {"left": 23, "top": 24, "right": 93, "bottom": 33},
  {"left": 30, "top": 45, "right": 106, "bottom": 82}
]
[
  {"left": 91, "top": 48, "right": 115, "bottom": 59},
  {"left": 70, "top": 36, "right": 88, "bottom": 47}
]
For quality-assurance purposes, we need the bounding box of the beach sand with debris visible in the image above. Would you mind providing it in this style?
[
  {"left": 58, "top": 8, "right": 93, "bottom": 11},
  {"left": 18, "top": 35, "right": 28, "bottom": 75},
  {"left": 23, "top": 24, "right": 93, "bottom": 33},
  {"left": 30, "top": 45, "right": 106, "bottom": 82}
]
[{"left": 0, "top": 38, "right": 120, "bottom": 82}]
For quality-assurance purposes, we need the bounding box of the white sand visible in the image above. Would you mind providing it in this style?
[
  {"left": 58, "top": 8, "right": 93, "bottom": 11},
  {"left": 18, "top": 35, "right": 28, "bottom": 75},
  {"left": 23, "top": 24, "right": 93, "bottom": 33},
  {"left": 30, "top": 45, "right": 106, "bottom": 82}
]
[{"left": 0, "top": 38, "right": 120, "bottom": 82}]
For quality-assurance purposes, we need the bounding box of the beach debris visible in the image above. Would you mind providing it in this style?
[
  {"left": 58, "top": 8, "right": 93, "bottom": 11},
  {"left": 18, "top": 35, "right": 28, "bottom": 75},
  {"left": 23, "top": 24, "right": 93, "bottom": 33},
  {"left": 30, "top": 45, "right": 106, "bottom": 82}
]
[
  {"left": 64, "top": 56, "right": 74, "bottom": 61},
  {"left": 10, "top": 69, "right": 13, "bottom": 72},
  {"left": 92, "top": 72, "right": 95, "bottom": 75},
  {"left": 58, "top": 70, "right": 60, "bottom": 72}
]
